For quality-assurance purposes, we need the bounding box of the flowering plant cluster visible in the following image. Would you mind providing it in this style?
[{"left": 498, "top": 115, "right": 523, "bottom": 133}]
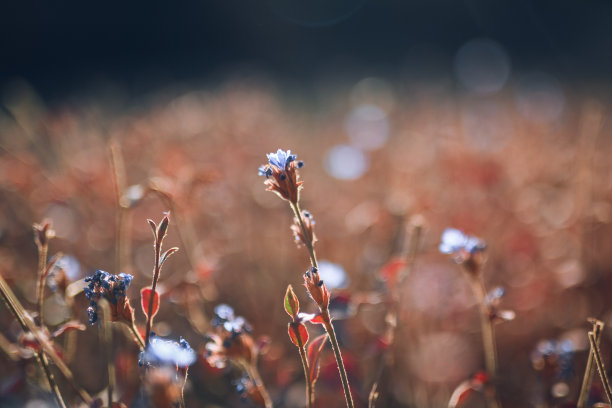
[
  {"left": 84, "top": 270, "right": 134, "bottom": 325},
  {"left": 3, "top": 139, "right": 612, "bottom": 408}
]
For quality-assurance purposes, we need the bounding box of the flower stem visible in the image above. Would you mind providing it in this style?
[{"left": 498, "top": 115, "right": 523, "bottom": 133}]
[
  {"left": 298, "top": 344, "right": 313, "bottom": 408},
  {"left": 145, "top": 239, "right": 161, "bottom": 347},
  {"left": 242, "top": 360, "right": 273, "bottom": 408},
  {"left": 589, "top": 330, "right": 612, "bottom": 404},
  {"left": 469, "top": 277, "right": 500, "bottom": 408},
  {"left": 322, "top": 310, "right": 354, "bottom": 408},
  {"left": 0, "top": 273, "right": 92, "bottom": 405},
  {"left": 290, "top": 201, "right": 354, "bottom": 408},
  {"left": 578, "top": 320, "right": 604, "bottom": 408},
  {"left": 129, "top": 321, "right": 146, "bottom": 350},
  {"left": 37, "top": 350, "right": 67, "bottom": 408},
  {"left": 100, "top": 299, "right": 116, "bottom": 407},
  {"left": 290, "top": 202, "right": 318, "bottom": 269},
  {"left": 36, "top": 239, "right": 48, "bottom": 323}
]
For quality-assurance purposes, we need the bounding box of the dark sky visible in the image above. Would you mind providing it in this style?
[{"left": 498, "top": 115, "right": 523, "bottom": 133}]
[{"left": 1, "top": 0, "right": 611, "bottom": 98}]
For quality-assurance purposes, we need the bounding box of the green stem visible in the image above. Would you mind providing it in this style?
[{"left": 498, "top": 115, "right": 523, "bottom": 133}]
[
  {"left": 298, "top": 344, "right": 313, "bottom": 408},
  {"left": 578, "top": 320, "right": 603, "bottom": 408},
  {"left": 589, "top": 330, "right": 612, "bottom": 404},
  {"left": 322, "top": 311, "right": 354, "bottom": 408}
]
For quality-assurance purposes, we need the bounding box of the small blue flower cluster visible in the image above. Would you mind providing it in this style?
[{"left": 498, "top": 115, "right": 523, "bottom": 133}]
[
  {"left": 84, "top": 270, "right": 134, "bottom": 324},
  {"left": 140, "top": 333, "right": 196, "bottom": 368},
  {"left": 439, "top": 228, "right": 487, "bottom": 255},
  {"left": 212, "top": 304, "right": 251, "bottom": 337},
  {"left": 258, "top": 149, "right": 303, "bottom": 178}
]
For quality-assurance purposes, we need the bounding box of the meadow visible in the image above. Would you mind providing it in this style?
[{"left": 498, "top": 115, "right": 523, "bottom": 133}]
[{"left": 0, "top": 76, "right": 611, "bottom": 407}]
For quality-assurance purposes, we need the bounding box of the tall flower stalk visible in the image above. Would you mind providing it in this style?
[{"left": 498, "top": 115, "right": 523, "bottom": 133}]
[
  {"left": 259, "top": 149, "right": 354, "bottom": 408},
  {"left": 144, "top": 214, "right": 179, "bottom": 347},
  {"left": 439, "top": 228, "right": 501, "bottom": 408}
]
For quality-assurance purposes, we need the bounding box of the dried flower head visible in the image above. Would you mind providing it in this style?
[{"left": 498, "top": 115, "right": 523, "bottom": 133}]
[
  {"left": 291, "top": 210, "right": 317, "bottom": 248},
  {"left": 439, "top": 228, "right": 487, "bottom": 275},
  {"left": 304, "top": 267, "right": 330, "bottom": 311},
  {"left": 84, "top": 270, "right": 134, "bottom": 325},
  {"left": 258, "top": 148, "right": 304, "bottom": 203}
]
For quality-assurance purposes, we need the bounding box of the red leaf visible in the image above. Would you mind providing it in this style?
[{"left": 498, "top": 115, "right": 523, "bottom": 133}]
[
  {"left": 284, "top": 285, "right": 299, "bottom": 318},
  {"left": 448, "top": 371, "right": 488, "bottom": 408},
  {"left": 288, "top": 322, "right": 309, "bottom": 347},
  {"left": 379, "top": 258, "right": 406, "bottom": 285},
  {"left": 307, "top": 334, "right": 328, "bottom": 384},
  {"left": 310, "top": 314, "right": 327, "bottom": 325},
  {"left": 50, "top": 321, "right": 86, "bottom": 339},
  {"left": 140, "top": 288, "right": 160, "bottom": 319}
]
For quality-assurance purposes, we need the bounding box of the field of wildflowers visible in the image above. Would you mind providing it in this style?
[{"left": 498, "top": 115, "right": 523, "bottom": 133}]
[{"left": 0, "top": 78, "right": 612, "bottom": 408}]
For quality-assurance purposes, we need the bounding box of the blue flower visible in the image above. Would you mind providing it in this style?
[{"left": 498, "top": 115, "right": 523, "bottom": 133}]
[
  {"left": 258, "top": 148, "right": 305, "bottom": 203},
  {"left": 267, "top": 149, "right": 296, "bottom": 170},
  {"left": 258, "top": 165, "right": 273, "bottom": 178},
  {"left": 439, "top": 228, "right": 486, "bottom": 255},
  {"left": 213, "top": 304, "right": 235, "bottom": 321},
  {"left": 141, "top": 334, "right": 196, "bottom": 368},
  {"left": 212, "top": 304, "right": 251, "bottom": 335}
]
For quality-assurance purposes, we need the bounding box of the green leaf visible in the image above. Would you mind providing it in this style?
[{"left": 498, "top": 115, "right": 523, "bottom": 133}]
[{"left": 284, "top": 285, "right": 299, "bottom": 318}]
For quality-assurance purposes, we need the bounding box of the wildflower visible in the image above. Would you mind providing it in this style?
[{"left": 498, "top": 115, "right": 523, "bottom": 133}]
[
  {"left": 234, "top": 372, "right": 267, "bottom": 406},
  {"left": 439, "top": 228, "right": 487, "bottom": 275},
  {"left": 485, "top": 287, "right": 516, "bottom": 324},
  {"left": 291, "top": 210, "right": 317, "bottom": 248},
  {"left": 84, "top": 270, "right": 134, "bottom": 325},
  {"left": 140, "top": 333, "right": 196, "bottom": 368},
  {"left": 205, "top": 304, "right": 256, "bottom": 367},
  {"left": 439, "top": 228, "right": 486, "bottom": 255},
  {"left": 258, "top": 148, "right": 304, "bottom": 203},
  {"left": 304, "top": 267, "right": 330, "bottom": 312},
  {"left": 211, "top": 304, "right": 252, "bottom": 335}
]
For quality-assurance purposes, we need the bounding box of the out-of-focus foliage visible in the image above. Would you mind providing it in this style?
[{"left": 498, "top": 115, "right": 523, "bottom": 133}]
[{"left": 0, "top": 76, "right": 611, "bottom": 407}]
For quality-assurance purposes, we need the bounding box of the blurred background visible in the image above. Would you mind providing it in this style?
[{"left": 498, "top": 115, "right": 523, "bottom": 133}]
[{"left": 1, "top": 1, "right": 612, "bottom": 407}]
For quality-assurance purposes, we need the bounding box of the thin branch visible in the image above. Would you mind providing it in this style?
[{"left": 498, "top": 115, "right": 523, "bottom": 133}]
[
  {"left": 578, "top": 319, "right": 604, "bottom": 408},
  {"left": 589, "top": 330, "right": 612, "bottom": 404}
]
